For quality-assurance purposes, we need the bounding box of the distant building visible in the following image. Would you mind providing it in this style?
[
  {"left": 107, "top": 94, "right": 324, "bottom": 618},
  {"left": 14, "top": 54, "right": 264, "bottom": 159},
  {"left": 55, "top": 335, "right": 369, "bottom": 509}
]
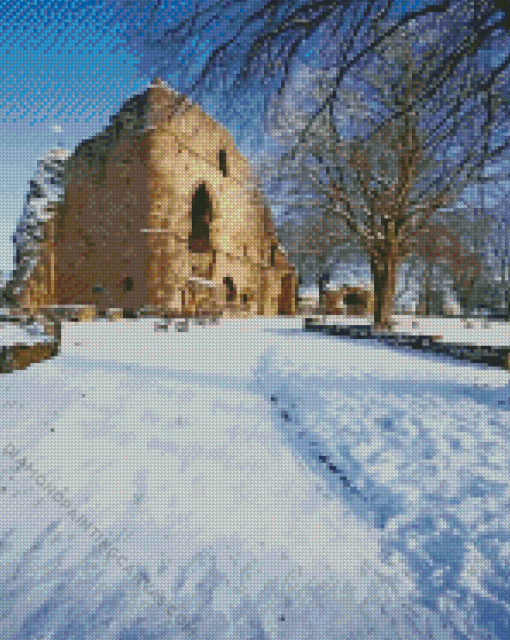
[
  {"left": 321, "top": 284, "right": 374, "bottom": 316},
  {"left": 13, "top": 79, "right": 296, "bottom": 317},
  {"left": 297, "top": 289, "right": 321, "bottom": 315},
  {"left": 298, "top": 283, "right": 374, "bottom": 316}
]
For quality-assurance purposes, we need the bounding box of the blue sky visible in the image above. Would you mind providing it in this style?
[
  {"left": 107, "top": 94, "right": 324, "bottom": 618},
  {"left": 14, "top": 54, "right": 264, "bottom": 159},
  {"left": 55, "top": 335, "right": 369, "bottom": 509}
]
[
  {"left": 1, "top": 0, "right": 507, "bottom": 278},
  {"left": 0, "top": 0, "right": 156, "bottom": 274},
  {"left": 0, "top": 0, "right": 275, "bottom": 276}
]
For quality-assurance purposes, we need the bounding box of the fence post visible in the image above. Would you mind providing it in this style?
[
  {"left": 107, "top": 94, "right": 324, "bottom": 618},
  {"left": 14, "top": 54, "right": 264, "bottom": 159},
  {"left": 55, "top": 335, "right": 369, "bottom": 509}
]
[{"left": 53, "top": 319, "right": 61, "bottom": 356}]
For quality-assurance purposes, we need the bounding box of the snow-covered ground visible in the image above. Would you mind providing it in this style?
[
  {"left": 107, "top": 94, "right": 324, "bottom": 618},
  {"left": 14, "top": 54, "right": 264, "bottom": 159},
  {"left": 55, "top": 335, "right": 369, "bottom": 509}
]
[
  {"left": 0, "top": 321, "right": 53, "bottom": 347},
  {"left": 0, "top": 316, "right": 510, "bottom": 639}
]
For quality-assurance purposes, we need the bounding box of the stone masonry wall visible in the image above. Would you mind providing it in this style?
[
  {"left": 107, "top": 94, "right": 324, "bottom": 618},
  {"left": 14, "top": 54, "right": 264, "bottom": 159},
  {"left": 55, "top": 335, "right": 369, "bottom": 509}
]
[{"left": 20, "top": 80, "right": 296, "bottom": 317}]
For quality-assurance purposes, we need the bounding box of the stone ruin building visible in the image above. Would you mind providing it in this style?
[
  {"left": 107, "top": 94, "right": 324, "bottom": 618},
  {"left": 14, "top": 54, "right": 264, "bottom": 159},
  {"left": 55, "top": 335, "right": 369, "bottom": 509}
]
[{"left": 10, "top": 78, "right": 296, "bottom": 318}]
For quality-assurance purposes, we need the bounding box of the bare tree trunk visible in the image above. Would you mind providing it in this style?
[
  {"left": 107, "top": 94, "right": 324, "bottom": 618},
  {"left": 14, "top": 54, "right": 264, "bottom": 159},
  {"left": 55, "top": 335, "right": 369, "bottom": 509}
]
[
  {"left": 457, "top": 274, "right": 476, "bottom": 316},
  {"left": 424, "top": 261, "right": 433, "bottom": 316},
  {"left": 371, "top": 252, "right": 399, "bottom": 331}
]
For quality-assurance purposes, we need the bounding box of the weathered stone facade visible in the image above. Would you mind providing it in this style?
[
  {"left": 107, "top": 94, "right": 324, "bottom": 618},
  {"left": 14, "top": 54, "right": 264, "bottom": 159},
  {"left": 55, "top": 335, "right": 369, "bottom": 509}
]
[
  {"left": 16, "top": 213, "right": 58, "bottom": 312},
  {"left": 18, "top": 79, "right": 296, "bottom": 317}
]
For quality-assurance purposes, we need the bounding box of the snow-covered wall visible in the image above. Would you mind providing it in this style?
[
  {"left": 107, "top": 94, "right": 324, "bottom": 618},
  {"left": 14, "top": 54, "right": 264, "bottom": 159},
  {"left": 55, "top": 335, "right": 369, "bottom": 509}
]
[{"left": 10, "top": 148, "right": 70, "bottom": 294}]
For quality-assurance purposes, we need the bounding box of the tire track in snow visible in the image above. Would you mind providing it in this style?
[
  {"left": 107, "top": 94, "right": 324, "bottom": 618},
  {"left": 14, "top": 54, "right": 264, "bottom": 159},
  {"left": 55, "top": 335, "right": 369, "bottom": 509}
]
[
  {"left": 253, "top": 348, "right": 407, "bottom": 531},
  {"left": 270, "top": 393, "right": 370, "bottom": 504}
]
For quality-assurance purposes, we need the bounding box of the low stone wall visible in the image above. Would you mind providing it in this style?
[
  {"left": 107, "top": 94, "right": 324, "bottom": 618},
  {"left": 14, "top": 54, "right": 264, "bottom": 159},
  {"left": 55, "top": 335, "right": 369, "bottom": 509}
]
[
  {"left": 0, "top": 319, "right": 61, "bottom": 373},
  {"left": 137, "top": 306, "right": 166, "bottom": 318},
  {"left": 303, "top": 319, "right": 510, "bottom": 370},
  {"left": 106, "top": 308, "right": 123, "bottom": 321},
  {"left": 0, "top": 342, "right": 57, "bottom": 373},
  {"left": 41, "top": 305, "right": 96, "bottom": 322}
]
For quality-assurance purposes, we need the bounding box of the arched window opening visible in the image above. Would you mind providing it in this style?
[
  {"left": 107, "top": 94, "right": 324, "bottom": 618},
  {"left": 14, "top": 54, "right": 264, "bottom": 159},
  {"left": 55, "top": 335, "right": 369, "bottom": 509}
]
[
  {"left": 223, "top": 276, "right": 236, "bottom": 302},
  {"left": 278, "top": 273, "right": 294, "bottom": 315},
  {"left": 189, "top": 183, "right": 212, "bottom": 253},
  {"left": 123, "top": 276, "right": 134, "bottom": 292},
  {"left": 270, "top": 245, "right": 276, "bottom": 267},
  {"left": 344, "top": 292, "right": 361, "bottom": 306},
  {"left": 219, "top": 149, "right": 228, "bottom": 177}
]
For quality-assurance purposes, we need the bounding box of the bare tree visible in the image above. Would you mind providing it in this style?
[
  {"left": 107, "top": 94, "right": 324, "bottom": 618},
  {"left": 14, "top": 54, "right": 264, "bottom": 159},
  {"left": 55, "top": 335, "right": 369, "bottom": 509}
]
[
  {"left": 260, "top": 100, "right": 428, "bottom": 329},
  {"left": 257, "top": 11, "right": 509, "bottom": 326},
  {"left": 111, "top": 0, "right": 510, "bottom": 326},
  {"left": 259, "top": 50, "right": 451, "bottom": 328},
  {"left": 112, "top": 0, "right": 509, "bottom": 157},
  {"left": 328, "top": 118, "right": 455, "bottom": 329}
]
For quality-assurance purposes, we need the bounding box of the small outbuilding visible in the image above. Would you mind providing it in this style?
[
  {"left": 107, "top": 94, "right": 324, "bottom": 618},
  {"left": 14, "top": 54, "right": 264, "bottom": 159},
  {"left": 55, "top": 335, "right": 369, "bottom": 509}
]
[{"left": 320, "top": 284, "right": 374, "bottom": 316}]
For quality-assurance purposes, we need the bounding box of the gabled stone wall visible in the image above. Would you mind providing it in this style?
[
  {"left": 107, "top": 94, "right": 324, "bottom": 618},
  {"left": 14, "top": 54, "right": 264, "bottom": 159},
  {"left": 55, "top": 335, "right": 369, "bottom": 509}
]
[{"left": 20, "top": 79, "right": 295, "bottom": 317}]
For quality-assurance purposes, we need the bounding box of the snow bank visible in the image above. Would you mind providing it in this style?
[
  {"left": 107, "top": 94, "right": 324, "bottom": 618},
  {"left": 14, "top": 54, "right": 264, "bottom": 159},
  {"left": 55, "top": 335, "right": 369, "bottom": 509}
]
[{"left": 0, "top": 317, "right": 507, "bottom": 639}]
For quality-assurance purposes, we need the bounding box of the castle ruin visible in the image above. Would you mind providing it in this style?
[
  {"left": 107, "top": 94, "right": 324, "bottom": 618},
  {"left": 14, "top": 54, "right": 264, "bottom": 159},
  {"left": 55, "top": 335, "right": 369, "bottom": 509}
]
[{"left": 14, "top": 78, "right": 296, "bottom": 318}]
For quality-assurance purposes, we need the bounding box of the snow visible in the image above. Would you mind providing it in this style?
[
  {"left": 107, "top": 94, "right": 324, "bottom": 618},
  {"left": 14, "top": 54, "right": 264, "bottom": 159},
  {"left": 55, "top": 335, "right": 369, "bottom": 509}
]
[
  {"left": 11, "top": 148, "right": 70, "bottom": 289},
  {"left": 318, "top": 314, "right": 510, "bottom": 347},
  {"left": 0, "top": 316, "right": 510, "bottom": 639},
  {"left": 0, "top": 322, "right": 52, "bottom": 346},
  {"left": 187, "top": 276, "right": 216, "bottom": 287}
]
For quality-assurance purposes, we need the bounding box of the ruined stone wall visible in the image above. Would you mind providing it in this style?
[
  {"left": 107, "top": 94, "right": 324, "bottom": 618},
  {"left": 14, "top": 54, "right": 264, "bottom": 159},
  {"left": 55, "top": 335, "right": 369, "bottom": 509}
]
[
  {"left": 145, "top": 85, "right": 280, "bottom": 315},
  {"left": 17, "top": 216, "right": 57, "bottom": 312},
  {"left": 20, "top": 81, "right": 296, "bottom": 317},
  {"left": 55, "top": 131, "right": 152, "bottom": 313}
]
